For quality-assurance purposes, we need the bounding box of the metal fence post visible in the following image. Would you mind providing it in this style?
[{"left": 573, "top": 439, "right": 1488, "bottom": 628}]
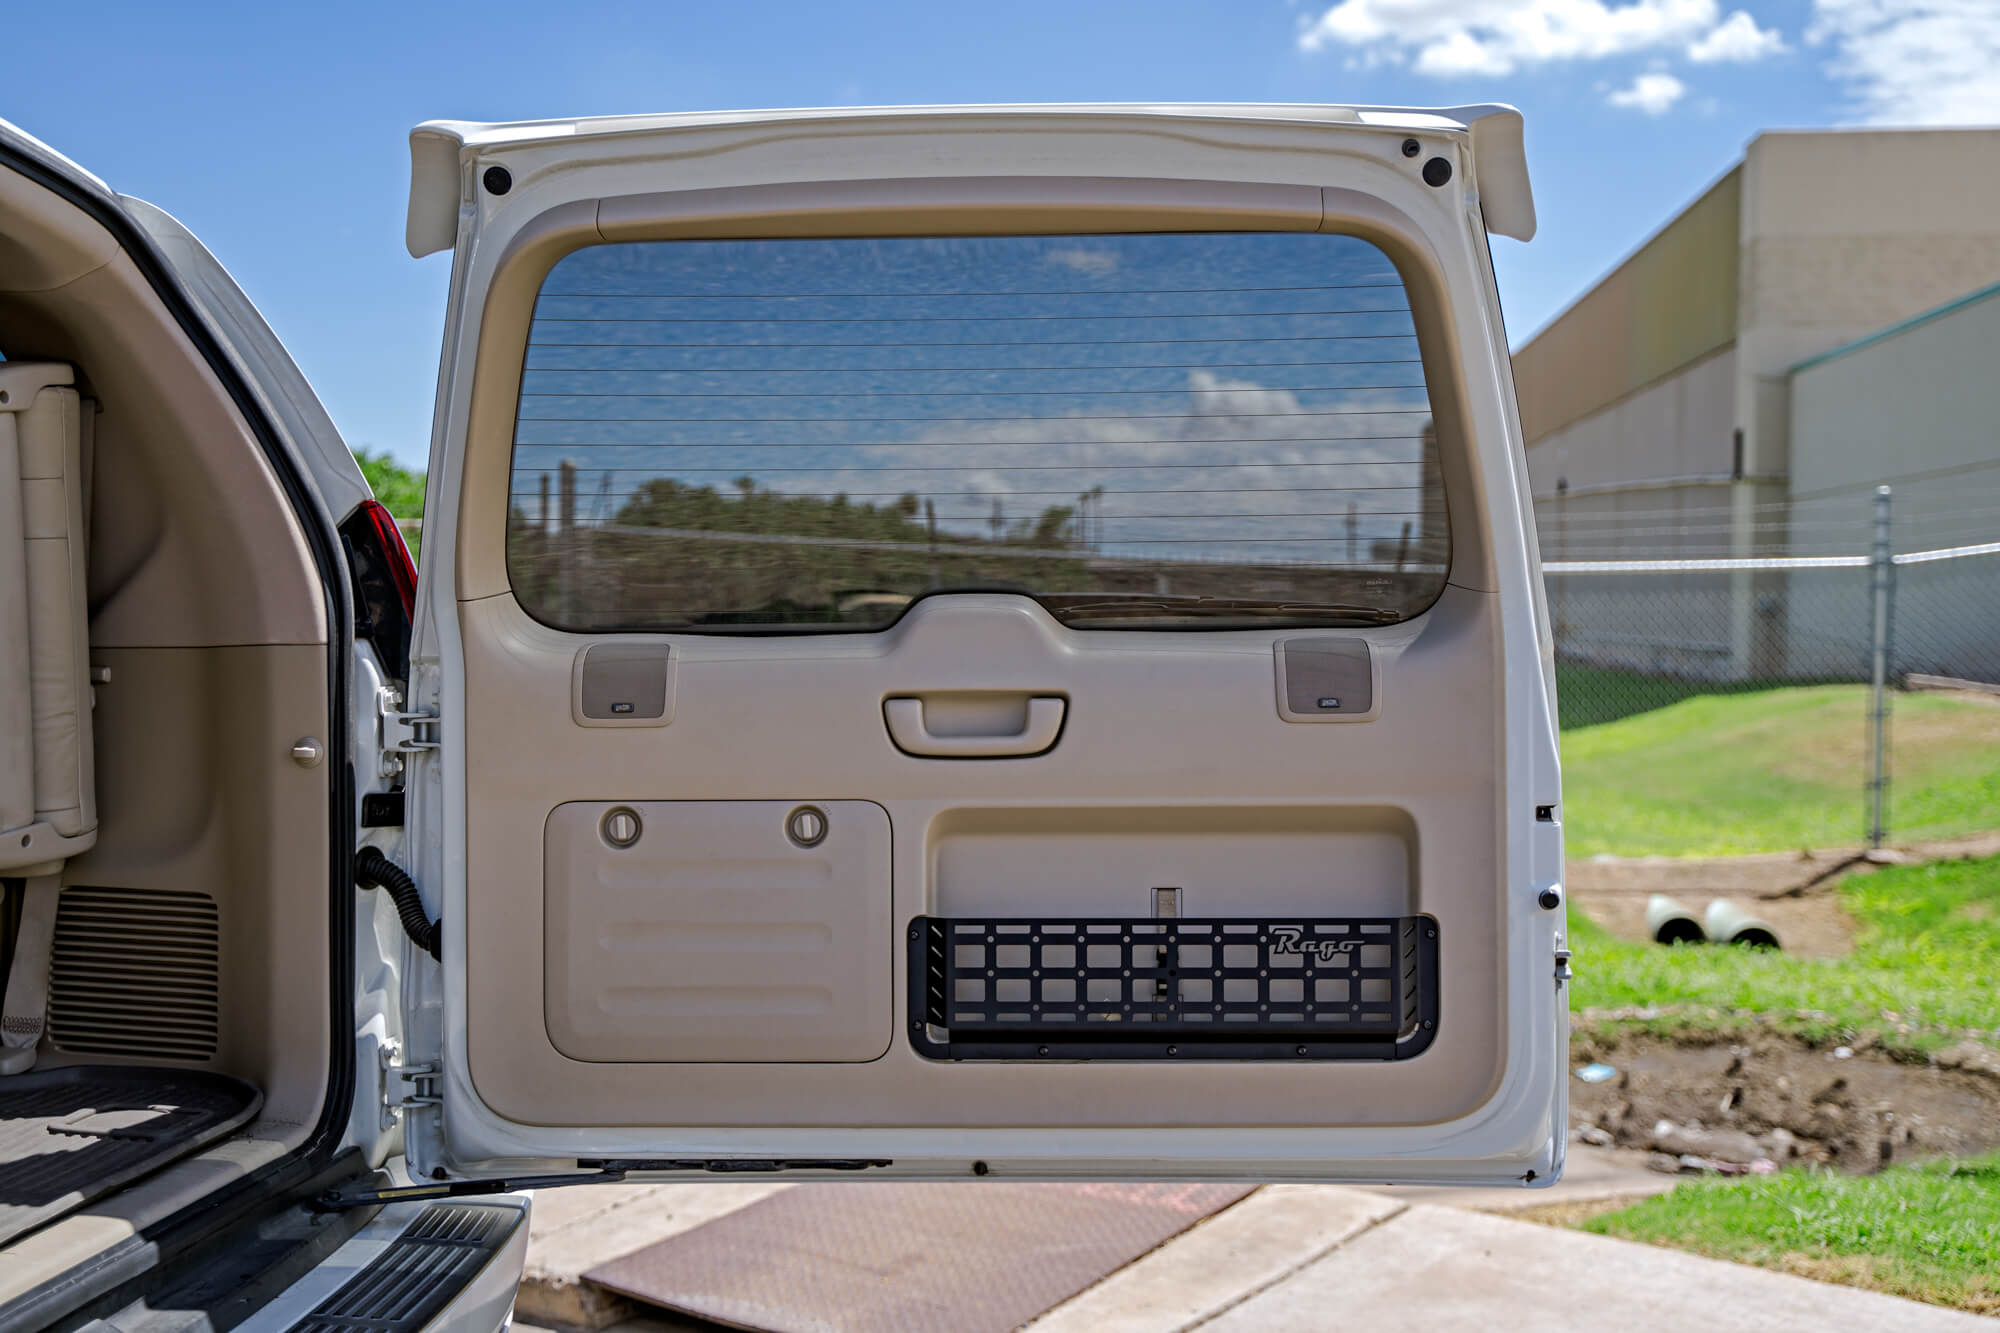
[
  {"left": 557, "top": 459, "right": 578, "bottom": 623},
  {"left": 1868, "top": 485, "right": 1894, "bottom": 850}
]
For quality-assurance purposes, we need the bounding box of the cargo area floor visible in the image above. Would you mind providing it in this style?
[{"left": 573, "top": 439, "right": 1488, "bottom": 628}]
[{"left": 0, "top": 1066, "right": 261, "bottom": 1246}]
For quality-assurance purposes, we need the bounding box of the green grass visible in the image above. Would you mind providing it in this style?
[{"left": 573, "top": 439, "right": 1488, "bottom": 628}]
[
  {"left": 1579, "top": 1154, "right": 2000, "bottom": 1314},
  {"left": 1560, "top": 683, "right": 2000, "bottom": 857},
  {"left": 1569, "top": 855, "right": 2000, "bottom": 1054},
  {"left": 1562, "top": 741, "right": 2000, "bottom": 1310},
  {"left": 1555, "top": 666, "right": 1794, "bottom": 730}
]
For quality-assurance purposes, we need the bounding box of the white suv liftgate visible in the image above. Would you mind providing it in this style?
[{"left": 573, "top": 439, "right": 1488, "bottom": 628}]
[{"left": 399, "top": 104, "right": 1568, "bottom": 1186}]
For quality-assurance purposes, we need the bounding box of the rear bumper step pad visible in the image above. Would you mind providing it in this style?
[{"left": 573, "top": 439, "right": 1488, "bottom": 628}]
[
  {"left": 909, "top": 915, "right": 1438, "bottom": 1060},
  {"left": 285, "top": 1203, "right": 518, "bottom": 1333}
]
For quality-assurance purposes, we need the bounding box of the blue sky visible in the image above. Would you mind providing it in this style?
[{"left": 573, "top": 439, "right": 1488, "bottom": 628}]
[{"left": 8, "top": 1, "right": 1996, "bottom": 468}]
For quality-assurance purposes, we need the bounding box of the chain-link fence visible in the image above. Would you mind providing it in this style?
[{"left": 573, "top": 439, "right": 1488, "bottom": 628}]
[
  {"left": 1546, "top": 488, "right": 2000, "bottom": 851},
  {"left": 409, "top": 484, "right": 1995, "bottom": 851}
]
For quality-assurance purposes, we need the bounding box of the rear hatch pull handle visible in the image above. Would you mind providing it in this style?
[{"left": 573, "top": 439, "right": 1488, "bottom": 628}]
[{"left": 884, "top": 694, "right": 1065, "bottom": 758}]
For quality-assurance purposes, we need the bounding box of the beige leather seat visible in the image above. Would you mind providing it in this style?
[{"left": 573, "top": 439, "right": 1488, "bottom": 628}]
[{"left": 1, "top": 362, "right": 95, "bottom": 1073}]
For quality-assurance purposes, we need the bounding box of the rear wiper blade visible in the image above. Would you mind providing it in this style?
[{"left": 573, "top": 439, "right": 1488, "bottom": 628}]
[{"left": 1049, "top": 596, "right": 1403, "bottom": 623}]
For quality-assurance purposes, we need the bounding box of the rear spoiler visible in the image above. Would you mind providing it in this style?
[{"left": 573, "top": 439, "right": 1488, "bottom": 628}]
[{"left": 405, "top": 102, "right": 1534, "bottom": 259}]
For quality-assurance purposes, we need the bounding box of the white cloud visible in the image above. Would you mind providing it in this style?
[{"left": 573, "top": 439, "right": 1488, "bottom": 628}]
[
  {"left": 1044, "top": 247, "right": 1121, "bottom": 276},
  {"left": 891, "top": 369, "right": 1436, "bottom": 559},
  {"left": 1297, "top": 0, "right": 1785, "bottom": 78},
  {"left": 1689, "top": 9, "right": 1788, "bottom": 61},
  {"left": 1808, "top": 0, "right": 2000, "bottom": 125},
  {"left": 1607, "top": 71, "right": 1690, "bottom": 113}
]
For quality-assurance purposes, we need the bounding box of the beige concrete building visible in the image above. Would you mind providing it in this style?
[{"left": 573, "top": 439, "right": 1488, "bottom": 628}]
[
  {"left": 1789, "top": 278, "right": 2000, "bottom": 544},
  {"left": 1786, "top": 280, "right": 2000, "bottom": 682},
  {"left": 1516, "top": 128, "right": 2000, "bottom": 679}
]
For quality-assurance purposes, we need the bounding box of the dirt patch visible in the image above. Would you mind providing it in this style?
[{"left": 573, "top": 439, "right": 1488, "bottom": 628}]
[
  {"left": 1569, "top": 862, "right": 1862, "bottom": 957},
  {"left": 1907, "top": 676, "right": 2000, "bottom": 706},
  {"left": 1508, "top": 1196, "right": 1637, "bottom": 1229},
  {"left": 1776, "top": 1255, "right": 2000, "bottom": 1317},
  {"left": 1566, "top": 830, "right": 2000, "bottom": 959},
  {"left": 1568, "top": 1031, "right": 2000, "bottom": 1173}
]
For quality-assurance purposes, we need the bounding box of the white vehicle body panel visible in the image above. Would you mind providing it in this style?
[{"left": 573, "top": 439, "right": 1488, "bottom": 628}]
[{"left": 122, "top": 195, "right": 373, "bottom": 525}]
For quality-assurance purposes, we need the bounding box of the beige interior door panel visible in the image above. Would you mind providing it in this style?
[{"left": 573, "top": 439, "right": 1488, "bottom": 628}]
[
  {"left": 545, "top": 799, "right": 892, "bottom": 1063},
  {"left": 928, "top": 804, "right": 1413, "bottom": 921},
  {"left": 463, "top": 588, "right": 1502, "bottom": 1128}
]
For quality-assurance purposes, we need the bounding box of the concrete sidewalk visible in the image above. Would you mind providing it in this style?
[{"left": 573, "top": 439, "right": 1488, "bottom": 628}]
[
  {"left": 1027, "top": 1188, "right": 1990, "bottom": 1332},
  {"left": 513, "top": 1165, "right": 1987, "bottom": 1332},
  {"left": 1360, "top": 1142, "right": 1673, "bottom": 1213}
]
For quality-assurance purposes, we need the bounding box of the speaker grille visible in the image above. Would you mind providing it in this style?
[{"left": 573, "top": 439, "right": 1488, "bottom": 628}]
[
  {"left": 1279, "top": 638, "right": 1373, "bottom": 717},
  {"left": 48, "top": 886, "right": 220, "bottom": 1062},
  {"left": 578, "top": 642, "right": 670, "bottom": 721}
]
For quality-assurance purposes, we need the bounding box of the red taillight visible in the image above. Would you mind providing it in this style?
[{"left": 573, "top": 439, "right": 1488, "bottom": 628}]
[{"left": 358, "top": 498, "right": 417, "bottom": 619}]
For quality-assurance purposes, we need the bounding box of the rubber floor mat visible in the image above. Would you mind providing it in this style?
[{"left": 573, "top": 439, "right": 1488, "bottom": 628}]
[
  {"left": 585, "top": 1181, "right": 1253, "bottom": 1333},
  {"left": 0, "top": 1066, "right": 261, "bottom": 1245}
]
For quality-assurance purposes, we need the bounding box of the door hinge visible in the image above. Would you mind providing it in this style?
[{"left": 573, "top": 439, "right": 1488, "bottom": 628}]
[
  {"left": 376, "top": 687, "right": 440, "bottom": 778},
  {"left": 1554, "top": 946, "right": 1574, "bottom": 987},
  {"left": 380, "top": 1039, "right": 440, "bottom": 1129}
]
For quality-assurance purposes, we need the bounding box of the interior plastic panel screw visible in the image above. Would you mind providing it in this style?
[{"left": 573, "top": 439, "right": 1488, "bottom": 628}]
[
  {"left": 601, "top": 807, "right": 642, "bottom": 849},
  {"left": 289, "top": 737, "right": 324, "bottom": 768},
  {"left": 786, "top": 805, "right": 828, "bottom": 848}
]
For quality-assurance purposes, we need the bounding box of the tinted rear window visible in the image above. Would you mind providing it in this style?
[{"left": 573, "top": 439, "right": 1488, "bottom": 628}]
[{"left": 507, "top": 232, "right": 1445, "bottom": 631}]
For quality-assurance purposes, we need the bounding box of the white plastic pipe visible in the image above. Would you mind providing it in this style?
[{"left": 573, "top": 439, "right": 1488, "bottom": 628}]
[
  {"left": 1645, "top": 895, "right": 1705, "bottom": 946},
  {"left": 1705, "top": 899, "right": 1780, "bottom": 949}
]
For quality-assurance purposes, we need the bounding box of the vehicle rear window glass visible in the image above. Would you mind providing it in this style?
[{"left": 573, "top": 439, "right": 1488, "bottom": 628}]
[{"left": 506, "top": 232, "right": 1445, "bottom": 631}]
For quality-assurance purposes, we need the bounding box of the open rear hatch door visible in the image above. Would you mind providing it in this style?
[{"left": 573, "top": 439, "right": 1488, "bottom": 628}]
[{"left": 399, "top": 104, "right": 1567, "bottom": 1186}]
